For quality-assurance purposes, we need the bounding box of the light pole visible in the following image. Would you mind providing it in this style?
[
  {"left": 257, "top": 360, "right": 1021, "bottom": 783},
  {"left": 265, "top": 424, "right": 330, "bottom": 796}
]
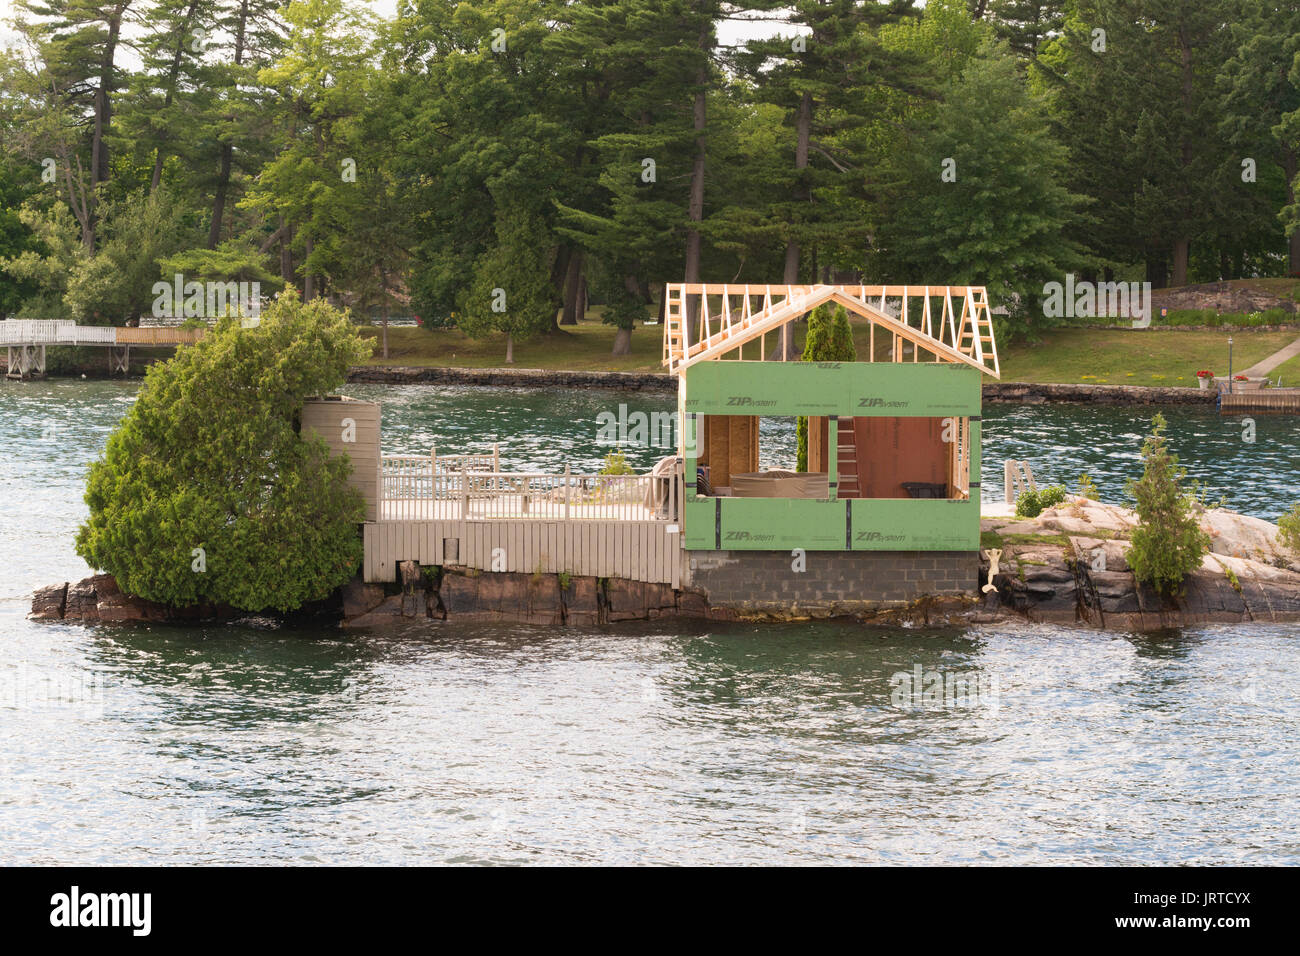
[{"left": 1227, "top": 335, "right": 1234, "bottom": 395}]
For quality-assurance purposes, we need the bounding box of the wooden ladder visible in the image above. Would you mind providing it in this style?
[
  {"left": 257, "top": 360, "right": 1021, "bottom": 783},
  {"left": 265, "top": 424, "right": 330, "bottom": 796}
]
[
  {"left": 954, "top": 288, "right": 999, "bottom": 377},
  {"left": 836, "top": 417, "right": 860, "bottom": 498},
  {"left": 663, "top": 285, "right": 685, "bottom": 369}
]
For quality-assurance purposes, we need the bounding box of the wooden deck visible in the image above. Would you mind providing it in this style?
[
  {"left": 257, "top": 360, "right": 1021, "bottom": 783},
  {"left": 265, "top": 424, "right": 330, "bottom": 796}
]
[
  {"left": 379, "top": 496, "right": 663, "bottom": 521},
  {"left": 0, "top": 319, "right": 204, "bottom": 347},
  {"left": 1220, "top": 389, "right": 1300, "bottom": 413},
  {"left": 363, "top": 452, "right": 685, "bottom": 585}
]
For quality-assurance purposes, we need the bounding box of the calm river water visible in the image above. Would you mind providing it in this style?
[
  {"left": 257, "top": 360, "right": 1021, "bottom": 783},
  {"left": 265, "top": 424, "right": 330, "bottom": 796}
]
[{"left": 1, "top": 379, "right": 1297, "bottom": 864}]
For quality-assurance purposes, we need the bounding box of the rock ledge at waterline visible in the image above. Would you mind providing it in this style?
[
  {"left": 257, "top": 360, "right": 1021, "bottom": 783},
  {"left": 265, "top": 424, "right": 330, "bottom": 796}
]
[
  {"left": 980, "top": 499, "right": 1300, "bottom": 629},
  {"left": 29, "top": 501, "right": 1300, "bottom": 630}
]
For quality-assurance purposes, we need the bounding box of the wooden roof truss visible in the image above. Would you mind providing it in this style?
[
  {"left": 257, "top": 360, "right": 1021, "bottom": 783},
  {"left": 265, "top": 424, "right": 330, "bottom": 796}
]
[{"left": 662, "top": 283, "right": 1000, "bottom": 379}]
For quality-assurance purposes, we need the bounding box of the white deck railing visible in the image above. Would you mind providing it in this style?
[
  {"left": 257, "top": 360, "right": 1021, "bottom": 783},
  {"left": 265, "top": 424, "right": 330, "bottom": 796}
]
[
  {"left": 0, "top": 319, "right": 112, "bottom": 345},
  {"left": 380, "top": 455, "right": 682, "bottom": 523},
  {"left": 1, "top": 320, "right": 201, "bottom": 346},
  {"left": 431, "top": 445, "right": 499, "bottom": 476}
]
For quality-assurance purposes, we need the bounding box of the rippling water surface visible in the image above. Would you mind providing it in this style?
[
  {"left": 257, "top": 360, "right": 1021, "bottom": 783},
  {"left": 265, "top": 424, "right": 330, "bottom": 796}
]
[{"left": 1, "top": 380, "right": 1297, "bottom": 864}]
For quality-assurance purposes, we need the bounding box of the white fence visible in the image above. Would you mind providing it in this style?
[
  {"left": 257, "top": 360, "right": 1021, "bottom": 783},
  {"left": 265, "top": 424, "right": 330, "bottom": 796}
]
[
  {"left": 1, "top": 320, "right": 116, "bottom": 345},
  {"left": 380, "top": 455, "right": 682, "bottom": 523}
]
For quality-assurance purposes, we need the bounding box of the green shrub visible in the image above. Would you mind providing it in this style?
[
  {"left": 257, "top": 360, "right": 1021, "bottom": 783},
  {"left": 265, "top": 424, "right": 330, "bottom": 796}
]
[
  {"left": 1125, "top": 413, "right": 1211, "bottom": 595},
  {"left": 1279, "top": 503, "right": 1300, "bottom": 553},
  {"left": 599, "top": 450, "right": 636, "bottom": 476},
  {"left": 1077, "top": 472, "right": 1099, "bottom": 499},
  {"left": 1157, "top": 308, "right": 1298, "bottom": 327},
  {"left": 1015, "top": 483, "right": 1067, "bottom": 518},
  {"left": 75, "top": 292, "right": 373, "bottom": 612}
]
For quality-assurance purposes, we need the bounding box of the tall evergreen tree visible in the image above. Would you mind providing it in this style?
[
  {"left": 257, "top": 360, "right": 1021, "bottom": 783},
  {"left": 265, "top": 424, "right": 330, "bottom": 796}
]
[
  {"left": 13, "top": 0, "right": 140, "bottom": 250},
  {"left": 1221, "top": 0, "right": 1300, "bottom": 274}
]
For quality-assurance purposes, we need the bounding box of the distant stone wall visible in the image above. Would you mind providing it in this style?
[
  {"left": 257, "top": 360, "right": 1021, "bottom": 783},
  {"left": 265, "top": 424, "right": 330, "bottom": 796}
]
[
  {"left": 686, "top": 549, "right": 978, "bottom": 616},
  {"left": 347, "top": 365, "right": 675, "bottom": 392},
  {"left": 344, "top": 367, "right": 1225, "bottom": 406},
  {"left": 983, "top": 381, "right": 1216, "bottom": 405}
]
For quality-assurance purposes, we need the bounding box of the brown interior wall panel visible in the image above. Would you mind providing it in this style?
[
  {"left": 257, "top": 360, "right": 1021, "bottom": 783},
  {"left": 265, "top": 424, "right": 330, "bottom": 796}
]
[
  {"left": 808, "top": 416, "right": 828, "bottom": 473},
  {"left": 700, "top": 415, "right": 759, "bottom": 488},
  {"left": 731, "top": 415, "right": 758, "bottom": 480},
  {"left": 852, "top": 417, "right": 947, "bottom": 499}
]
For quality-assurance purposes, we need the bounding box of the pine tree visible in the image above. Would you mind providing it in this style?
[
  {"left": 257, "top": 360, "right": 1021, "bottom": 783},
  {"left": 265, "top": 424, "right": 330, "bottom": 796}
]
[
  {"left": 1044, "top": 0, "right": 1236, "bottom": 286},
  {"left": 457, "top": 201, "right": 559, "bottom": 363},
  {"left": 13, "top": 0, "right": 139, "bottom": 250},
  {"left": 796, "top": 303, "right": 856, "bottom": 470},
  {"left": 1125, "top": 413, "right": 1211, "bottom": 596},
  {"left": 1220, "top": 0, "right": 1300, "bottom": 274},
  {"left": 737, "top": 0, "right": 929, "bottom": 304},
  {"left": 985, "top": 0, "right": 1064, "bottom": 61},
  {"left": 551, "top": 0, "right": 708, "bottom": 354},
  {"left": 875, "top": 37, "right": 1081, "bottom": 337}
]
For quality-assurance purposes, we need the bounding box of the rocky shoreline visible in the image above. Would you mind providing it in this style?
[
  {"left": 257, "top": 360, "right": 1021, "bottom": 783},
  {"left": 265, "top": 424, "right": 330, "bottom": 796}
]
[
  {"left": 10, "top": 359, "right": 1227, "bottom": 405},
  {"left": 980, "top": 499, "right": 1300, "bottom": 628},
  {"left": 346, "top": 366, "right": 1221, "bottom": 406},
  {"left": 345, "top": 364, "right": 676, "bottom": 392},
  {"left": 30, "top": 500, "right": 1300, "bottom": 632}
]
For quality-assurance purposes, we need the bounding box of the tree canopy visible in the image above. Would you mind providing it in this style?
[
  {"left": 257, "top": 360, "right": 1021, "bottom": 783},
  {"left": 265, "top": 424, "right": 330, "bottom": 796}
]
[{"left": 2, "top": 0, "right": 1298, "bottom": 350}]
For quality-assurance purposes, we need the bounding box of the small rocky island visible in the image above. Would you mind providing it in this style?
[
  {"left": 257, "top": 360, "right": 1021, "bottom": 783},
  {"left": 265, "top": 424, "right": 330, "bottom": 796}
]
[
  {"left": 977, "top": 498, "right": 1300, "bottom": 629},
  {"left": 31, "top": 497, "right": 1300, "bottom": 632}
]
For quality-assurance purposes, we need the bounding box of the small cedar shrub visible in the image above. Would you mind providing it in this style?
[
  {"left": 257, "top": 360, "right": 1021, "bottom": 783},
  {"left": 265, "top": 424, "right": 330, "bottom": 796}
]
[
  {"left": 1015, "top": 484, "right": 1067, "bottom": 518},
  {"left": 1278, "top": 503, "right": 1300, "bottom": 553},
  {"left": 599, "top": 450, "right": 636, "bottom": 476},
  {"left": 1125, "top": 413, "right": 1211, "bottom": 595}
]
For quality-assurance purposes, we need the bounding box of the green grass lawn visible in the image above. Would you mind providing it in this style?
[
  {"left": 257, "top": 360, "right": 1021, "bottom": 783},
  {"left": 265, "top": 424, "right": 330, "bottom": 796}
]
[
  {"left": 1266, "top": 350, "right": 1300, "bottom": 386},
  {"left": 358, "top": 318, "right": 665, "bottom": 372},
  {"left": 356, "top": 313, "right": 1300, "bottom": 388},
  {"left": 998, "top": 328, "right": 1299, "bottom": 387}
]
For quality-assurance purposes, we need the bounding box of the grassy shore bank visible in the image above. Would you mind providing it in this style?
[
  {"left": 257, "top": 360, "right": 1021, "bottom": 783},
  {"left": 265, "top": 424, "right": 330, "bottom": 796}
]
[
  {"left": 358, "top": 318, "right": 1300, "bottom": 388},
  {"left": 997, "top": 328, "right": 1297, "bottom": 386}
]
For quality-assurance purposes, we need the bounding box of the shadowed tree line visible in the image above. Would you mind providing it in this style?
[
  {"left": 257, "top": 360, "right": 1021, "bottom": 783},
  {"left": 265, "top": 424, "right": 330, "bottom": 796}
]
[{"left": 2, "top": 0, "right": 1298, "bottom": 359}]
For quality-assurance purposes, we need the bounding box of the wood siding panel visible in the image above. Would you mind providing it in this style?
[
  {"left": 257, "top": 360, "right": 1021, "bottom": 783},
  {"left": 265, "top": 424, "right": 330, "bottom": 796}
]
[
  {"left": 853, "top": 416, "right": 948, "bottom": 499},
  {"left": 363, "top": 519, "right": 682, "bottom": 585}
]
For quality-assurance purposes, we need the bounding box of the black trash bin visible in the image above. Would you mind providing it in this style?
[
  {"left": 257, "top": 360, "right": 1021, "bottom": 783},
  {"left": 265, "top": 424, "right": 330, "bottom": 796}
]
[{"left": 901, "top": 481, "right": 947, "bottom": 499}]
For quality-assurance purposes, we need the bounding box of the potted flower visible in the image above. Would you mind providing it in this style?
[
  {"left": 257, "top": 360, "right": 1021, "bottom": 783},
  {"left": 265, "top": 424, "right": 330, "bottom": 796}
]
[{"left": 1195, "top": 369, "right": 1214, "bottom": 390}]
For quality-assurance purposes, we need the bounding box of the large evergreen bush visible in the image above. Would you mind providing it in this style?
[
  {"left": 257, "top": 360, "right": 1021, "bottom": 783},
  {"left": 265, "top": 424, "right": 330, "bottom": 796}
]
[{"left": 75, "top": 292, "right": 373, "bottom": 612}]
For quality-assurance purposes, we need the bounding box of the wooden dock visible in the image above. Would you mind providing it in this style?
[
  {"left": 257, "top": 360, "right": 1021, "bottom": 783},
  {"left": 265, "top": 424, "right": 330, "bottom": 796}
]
[
  {"left": 2, "top": 319, "right": 204, "bottom": 378},
  {"left": 1219, "top": 388, "right": 1300, "bottom": 414}
]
